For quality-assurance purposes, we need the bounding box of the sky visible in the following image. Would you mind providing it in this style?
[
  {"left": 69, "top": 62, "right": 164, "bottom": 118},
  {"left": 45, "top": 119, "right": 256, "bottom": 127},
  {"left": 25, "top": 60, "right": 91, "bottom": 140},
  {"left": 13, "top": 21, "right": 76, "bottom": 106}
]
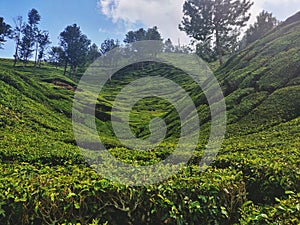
[{"left": 0, "top": 0, "right": 299, "bottom": 59}]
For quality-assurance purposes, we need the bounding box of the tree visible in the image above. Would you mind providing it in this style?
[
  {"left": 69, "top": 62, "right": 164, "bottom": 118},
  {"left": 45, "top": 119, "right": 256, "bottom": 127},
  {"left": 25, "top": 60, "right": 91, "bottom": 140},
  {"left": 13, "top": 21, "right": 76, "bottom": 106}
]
[
  {"left": 124, "top": 28, "right": 146, "bottom": 43},
  {"left": 28, "top": 9, "right": 41, "bottom": 27},
  {"left": 0, "top": 17, "right": 11, "bottom": 49},
  {"left": 87, "top": 43, "right": 101, "bottom": 63},
  {"left": 244, "top": 10, "right": 279, "bottom": 46},
  {"left": 18, "top": 9, "right": 42, "bottom": 66},
  {"left": 196, "top": 41, "right": 217, "bottom": 62},
  {"left": 19, "top": 24, "right": 35, "bottom": 64},
  {"left": 146, "top": 26, "right": 162, "bottom": 40},
  {"left": 11, "top": 16, "right": 24, "bottom": 66},
  {"left": 123, "top": 27, "right": 164, "bottom": 69},
  {"left": 164, "top": 38, "right": 175, "bottom": 53},
  {"left": 37, "top": 31, "right": 51, "bottom": 67},
  {"left": 123, "top": 27, "right": 163, "bottom": 55},
  {"left": 100, "top": 39, "right": 119, "bottom": 55},
  {"left": 99, "top": 39, "right": 120, "bottom": 68},
  {"left": 27, "top": 9, "right": 41, "bottom": 67},
  {"left": 124, "top": 27, "right": 162, "bottom": 44},
  {"left": 59, "top": 24, "right": 91, "bottom": 77},
  {"left": 48, "top": 46, "right": 66, "bottom": 68},
  {"left": 179, "top": 0, "right": 253, "bottom": 65},
  {"left": 174, "top": 45, "right": 190, "bottom": 54},
  {"left": 124, "top": 31, "right": 136, "bottom": 44}
]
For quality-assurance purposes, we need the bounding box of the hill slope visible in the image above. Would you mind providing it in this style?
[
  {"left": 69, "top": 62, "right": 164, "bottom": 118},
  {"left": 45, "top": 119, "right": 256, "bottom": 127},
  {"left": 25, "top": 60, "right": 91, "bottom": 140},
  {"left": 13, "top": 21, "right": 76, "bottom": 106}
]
[
  {"left": 0, "top": 12, "right": 299, "bottom": 225},
  {"left": 218, "top": 12, "right": 300, "bottom": 133}
]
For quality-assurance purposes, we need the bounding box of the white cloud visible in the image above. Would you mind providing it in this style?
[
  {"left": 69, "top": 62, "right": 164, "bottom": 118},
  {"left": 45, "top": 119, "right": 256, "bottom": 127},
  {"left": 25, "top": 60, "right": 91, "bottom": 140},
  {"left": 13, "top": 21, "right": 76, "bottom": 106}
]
[
  {"left": 98, "top": 0, "right": 188, "bottom": 45},
  {"left": 98, "top": 0, "right": 300, "bottom": 45}
]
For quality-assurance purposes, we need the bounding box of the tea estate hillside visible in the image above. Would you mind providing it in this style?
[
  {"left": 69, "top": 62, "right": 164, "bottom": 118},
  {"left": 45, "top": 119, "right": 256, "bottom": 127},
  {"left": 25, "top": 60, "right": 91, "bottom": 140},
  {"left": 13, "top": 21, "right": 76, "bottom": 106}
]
[{"left": 0, "top": 12, "right": 299, "bottom": 225}]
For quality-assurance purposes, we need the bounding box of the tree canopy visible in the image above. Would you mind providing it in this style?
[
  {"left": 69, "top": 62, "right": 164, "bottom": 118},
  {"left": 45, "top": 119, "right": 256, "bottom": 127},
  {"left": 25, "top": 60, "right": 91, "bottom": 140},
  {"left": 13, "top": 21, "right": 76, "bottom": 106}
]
[
  {"left": 28, "top": 8, "right": 40, "bottom": 26},
  {"left": 18, "top": 9, "right": 45, "bottom": 65},
  {"left": 19, "top": 24, "right": 35, "bottom": 63},
  {"left": 0, "top": 17, "right": 11, "bottom": 49},
  {"left": 59, "top": 24, "right": 91, "bottom": 76},
  {"left": 87, "top": 43, "right": 101, "bottom": 63},
  {"left": 48, "top": 46, "right": 66, "bottom": 68},
  {"left": 179, "top": 0, "right": 253, "bottom": 64},
  {"left": 100, "top": 39, "right": 119, "bottom": 55},
  {"left": 244, "top": 10, "right": 279, "bottom": 46},
  {"left": 37, "top": 31, "right": 51, "bottom": 66},
  {"left": 124, "top": 26, "right": 162, "bottom": 44},
  {"left": 11, "top": 16, "right": 23, "bottom": 66}
]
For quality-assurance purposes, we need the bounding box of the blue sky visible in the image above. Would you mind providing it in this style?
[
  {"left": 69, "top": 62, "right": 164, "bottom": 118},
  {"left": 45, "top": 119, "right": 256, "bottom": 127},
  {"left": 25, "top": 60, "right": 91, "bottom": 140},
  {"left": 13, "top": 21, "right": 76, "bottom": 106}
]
[
  {"left": 0, "top": 0, "right": 132, "bottom": 58},
  {"left": 1, "top": 0, "right": 299, "bottom": 59}
]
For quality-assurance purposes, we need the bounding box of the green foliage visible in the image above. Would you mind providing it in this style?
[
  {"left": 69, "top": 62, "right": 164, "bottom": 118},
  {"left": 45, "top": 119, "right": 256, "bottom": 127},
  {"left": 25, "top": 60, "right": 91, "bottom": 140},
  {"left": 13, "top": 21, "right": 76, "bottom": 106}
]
[
  {"left": 216, "top": 116, "right": 300, "bottom": 204},
  {"left": 37, "top": 31, "right": 51, "bottom": 65},
  {"left": 215, "top": 14, "right": 300, "bottom": 135},
  {"left": 196, "top": 41, "right": 218, "bottom": 62},
  {"left": 242, "top": 10, "right": 279, "bottom": 47},
  {"left": 0, "top": 12, "right": 300, "bottom": 224},
  {"left": 59, "top": 24, "right": 91, "bottom": 76},
  {"left": 87, "top": 43, "right": 101, "bottom": 63},
  {"left": 18, "top": 8, "right": 44, "bottom": 65},
  {"left": 0, "top": 162, "right": 247, "bottom": 225},
  {"left": 239, "top": 191, "right": 300, "bottom": 224},
  {"left": 124, "top": 26, "right": 162, "bottom": 44},
  {"left": 19, "top": 24, "right": 35, "bottom": 63},
  {"left": 100, "top": 39, "right": 118, "bottom": 55},
  {"left": 48, "top": 46, "right": 66, "bottom": 68},
  {"left": 0, "top": 17, "right": 11, "bottom": 49},
  {"left": 180, "top": 0, "right": 253, "bottom": 64}
]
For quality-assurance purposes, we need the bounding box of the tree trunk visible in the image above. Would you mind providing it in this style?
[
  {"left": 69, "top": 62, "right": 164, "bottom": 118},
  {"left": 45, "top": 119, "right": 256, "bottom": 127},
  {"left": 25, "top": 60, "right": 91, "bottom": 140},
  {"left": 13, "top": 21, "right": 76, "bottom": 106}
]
[
  {"left": 215, "top": 27, "right": 223, "bottom": 66},
  {"left": 63, "top": 61, "right": 68, "bottom": 75},
  {"left": 73, "top": 66, "right": 77, "bottom": 81},
  {"left": 13, "top": 41, "right": 19, "bottom": 67},
  {"left": 218, "top": 46, "right": 223, "bottom": 66},
  {"left": 69, "top": 65, "right": 76, "bottom": 81},
  {"left": 69, "top": 65, "right": 73, "bottom": 79},
  {"left": 34, "top": 42, "right": 39, "bottom": 67}
]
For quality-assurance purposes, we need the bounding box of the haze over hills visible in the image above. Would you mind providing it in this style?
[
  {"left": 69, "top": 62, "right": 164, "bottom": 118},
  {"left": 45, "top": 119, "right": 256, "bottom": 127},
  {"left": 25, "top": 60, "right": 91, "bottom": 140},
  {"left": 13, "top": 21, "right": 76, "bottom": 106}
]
[{"left": 0, "top": 11, "right": 299, "bottom": 225}]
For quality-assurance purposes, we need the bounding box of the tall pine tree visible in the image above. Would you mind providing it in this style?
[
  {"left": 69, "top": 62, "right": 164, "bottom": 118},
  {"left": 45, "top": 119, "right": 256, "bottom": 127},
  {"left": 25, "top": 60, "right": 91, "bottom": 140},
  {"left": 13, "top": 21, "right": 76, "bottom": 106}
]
[
  {"left": 18, "top": 9, "right": 42, "bottom": 66},
  {"left": 179, "top": 0, "right": 253, "bottom": 65},
  {"left": 27, "top": 9, "right": 41, "bottom": 67}
]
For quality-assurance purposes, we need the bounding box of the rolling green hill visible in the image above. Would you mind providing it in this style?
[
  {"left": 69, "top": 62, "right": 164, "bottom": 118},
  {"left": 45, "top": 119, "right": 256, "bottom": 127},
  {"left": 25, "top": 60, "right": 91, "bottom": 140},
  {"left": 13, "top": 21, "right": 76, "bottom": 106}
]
[
  {"left": 0, "top": 12, "right": 299, "bottom": 225},
  {"left": 218, "top": 11, "right": 300, "bottom": 133}
]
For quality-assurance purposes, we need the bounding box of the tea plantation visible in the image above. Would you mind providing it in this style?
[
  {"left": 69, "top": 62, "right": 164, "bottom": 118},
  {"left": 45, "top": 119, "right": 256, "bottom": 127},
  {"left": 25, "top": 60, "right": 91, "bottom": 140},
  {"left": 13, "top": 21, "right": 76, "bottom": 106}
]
[{"left": 0, "top": 13, "right": 299, "bottom": 225}]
